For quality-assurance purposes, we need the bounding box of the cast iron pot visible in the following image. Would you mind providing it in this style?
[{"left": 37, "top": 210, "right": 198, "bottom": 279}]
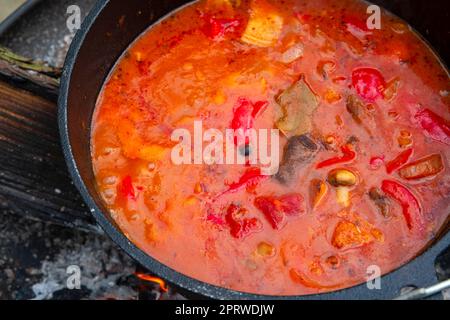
[{"left": 58, "top": 0, "right": 450, "bottom": 299}]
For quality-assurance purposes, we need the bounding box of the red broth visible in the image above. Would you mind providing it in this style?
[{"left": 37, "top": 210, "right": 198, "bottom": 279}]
[{"left": 91, "top": 0, "right": 449, "bottom": 295}]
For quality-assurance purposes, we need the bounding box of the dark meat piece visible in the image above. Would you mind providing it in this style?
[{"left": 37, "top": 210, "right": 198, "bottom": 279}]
[
  {"left": 368, "top": 187, "right": 390, "bottom": 217},
  {"left": 276, "top": 135, "right": 319, "bottom": 184},
  {"left": 346, "top": 95, "right": 373, "bottom": 135},
  {"left": 346, "top": 95, "right": 364, "bottom": 125}
]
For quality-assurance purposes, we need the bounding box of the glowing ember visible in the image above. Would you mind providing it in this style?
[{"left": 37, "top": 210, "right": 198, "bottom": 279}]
[{"left": 135, "top": 273, "right": 169, "bottom": 292}]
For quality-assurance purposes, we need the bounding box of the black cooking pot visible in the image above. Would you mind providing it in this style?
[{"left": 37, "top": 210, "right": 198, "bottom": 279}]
[{"left": 58, "top": 0, "right": 449, "bottom": 299}]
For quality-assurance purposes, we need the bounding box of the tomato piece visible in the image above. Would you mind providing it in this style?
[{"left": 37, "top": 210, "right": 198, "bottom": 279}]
[
  {"left": 414, "top": 108, "right": 450, "bottom": 145},
  {"left": 343, "top": 14, "right": 369, "bottom": 32},
  {"left": 351, "top": 68, "right": 386, "bottom": 102},
  {"left": 254, "top": 193, "right": 304, "bottom": 229},
  {"left": 119, "top": 175, "right": 136, "bottom": 200},
  {"left": 202, "top": 15, "right": 241, "bottom": 40},
  {"left": 295, "top": 13, "right": 312, "bottom": 23},
  {"left": 385, "top": 148, "right": 413, "bottom": 174},
  {"left": 279, "top": 194, "right": 304, "bottom": 216},
  {"left": 381, "top": 180, "right": 425, "bottom": 235},
  {"left": 254, "top": 197, "right": 284, "bottom": 229},
  {"left": 225, "top": 204, "right": 262, "bottom": 239},
  {"left": 369, "top": 155, "right": 385, "bottom": 170},
  {"left": 316, "top": 145, "right": 356, "bottom": 169}
]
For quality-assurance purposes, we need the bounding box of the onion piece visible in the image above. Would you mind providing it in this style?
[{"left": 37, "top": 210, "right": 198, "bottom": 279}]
[{"left": 280, "top": 43, "right": 304, "bottom": 63}]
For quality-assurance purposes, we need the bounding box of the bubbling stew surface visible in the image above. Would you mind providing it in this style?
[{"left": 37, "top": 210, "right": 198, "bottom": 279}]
[{"left": 91, "top": 0, "right": 449, "bottom": 295}]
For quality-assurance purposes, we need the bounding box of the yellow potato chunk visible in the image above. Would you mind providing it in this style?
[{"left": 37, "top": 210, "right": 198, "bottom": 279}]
[
  {"left": 241, "top": 1, "right": 284, "bottom": 47},
  {"left": 331, "top": 221, "right": 373, "bottom": 249},
  {"left": 117, "top": 119, "right": 169, "bottom": 162},
  {"left": 331, "top": 219, "right": 383, "bottom": 249}
]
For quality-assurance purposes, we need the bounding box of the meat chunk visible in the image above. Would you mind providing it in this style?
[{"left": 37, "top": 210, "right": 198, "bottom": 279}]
[
  {"left": 276, "top": 135, "right": 319, "bottom": 184},
  {"left": 346, "top": 95, "right": 373, "bottom": 135},
  {"left": 368, "top": 187, "right": 390, "bottom": 217}
]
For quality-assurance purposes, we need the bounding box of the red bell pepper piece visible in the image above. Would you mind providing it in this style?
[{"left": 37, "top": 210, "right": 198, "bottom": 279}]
[
  {"left": 119, "top": 175, "right": 136, "bottom": 200},
  {"left": 385, "top": 148, "right": 413, "bottom": 174},
  {"left": 352, "top": 68, "right": 386, "bottom": 102},
  {"left": 295, "top": 13, "right": 312, "bottom": 23},
  {"left": 206, "top": 212, "right": 225, "bottom": 226},
  {"left": 215, "top": 168, "right": 268, "bottom": 200},
  {"left": 414, "top": 108, "right": 450, "bottom": 145},
  {"left": 202, "top": 15, "right": 241, "bottom": 40},
  {"left": 225, "top": 204, "right": 262, "bottom": 239},
  {"left": 226, "top": 167, "right": 268, "bottom": 194},
  {"left": 254, "top": 194, "right": 304, "bottom": 229},
  {"left": 254, "top": 197, "right": 284, "bottom": 229},
  {"left": 381, "top": 180, "right": 425, "bottom": 235},
  {"left": 231, "top": 98, "right": 268, "bottom": 145},
  {"left": 316, "top": 145, "right": 356, "bottom": 169}
]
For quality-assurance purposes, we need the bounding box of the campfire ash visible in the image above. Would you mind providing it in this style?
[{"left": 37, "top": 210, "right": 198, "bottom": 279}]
[
  {"left": 0, "top": 212, "right": 186, "bottom": 300},
  {"left": 29, "top": 236, "right": 187, "bottom": 300}
]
